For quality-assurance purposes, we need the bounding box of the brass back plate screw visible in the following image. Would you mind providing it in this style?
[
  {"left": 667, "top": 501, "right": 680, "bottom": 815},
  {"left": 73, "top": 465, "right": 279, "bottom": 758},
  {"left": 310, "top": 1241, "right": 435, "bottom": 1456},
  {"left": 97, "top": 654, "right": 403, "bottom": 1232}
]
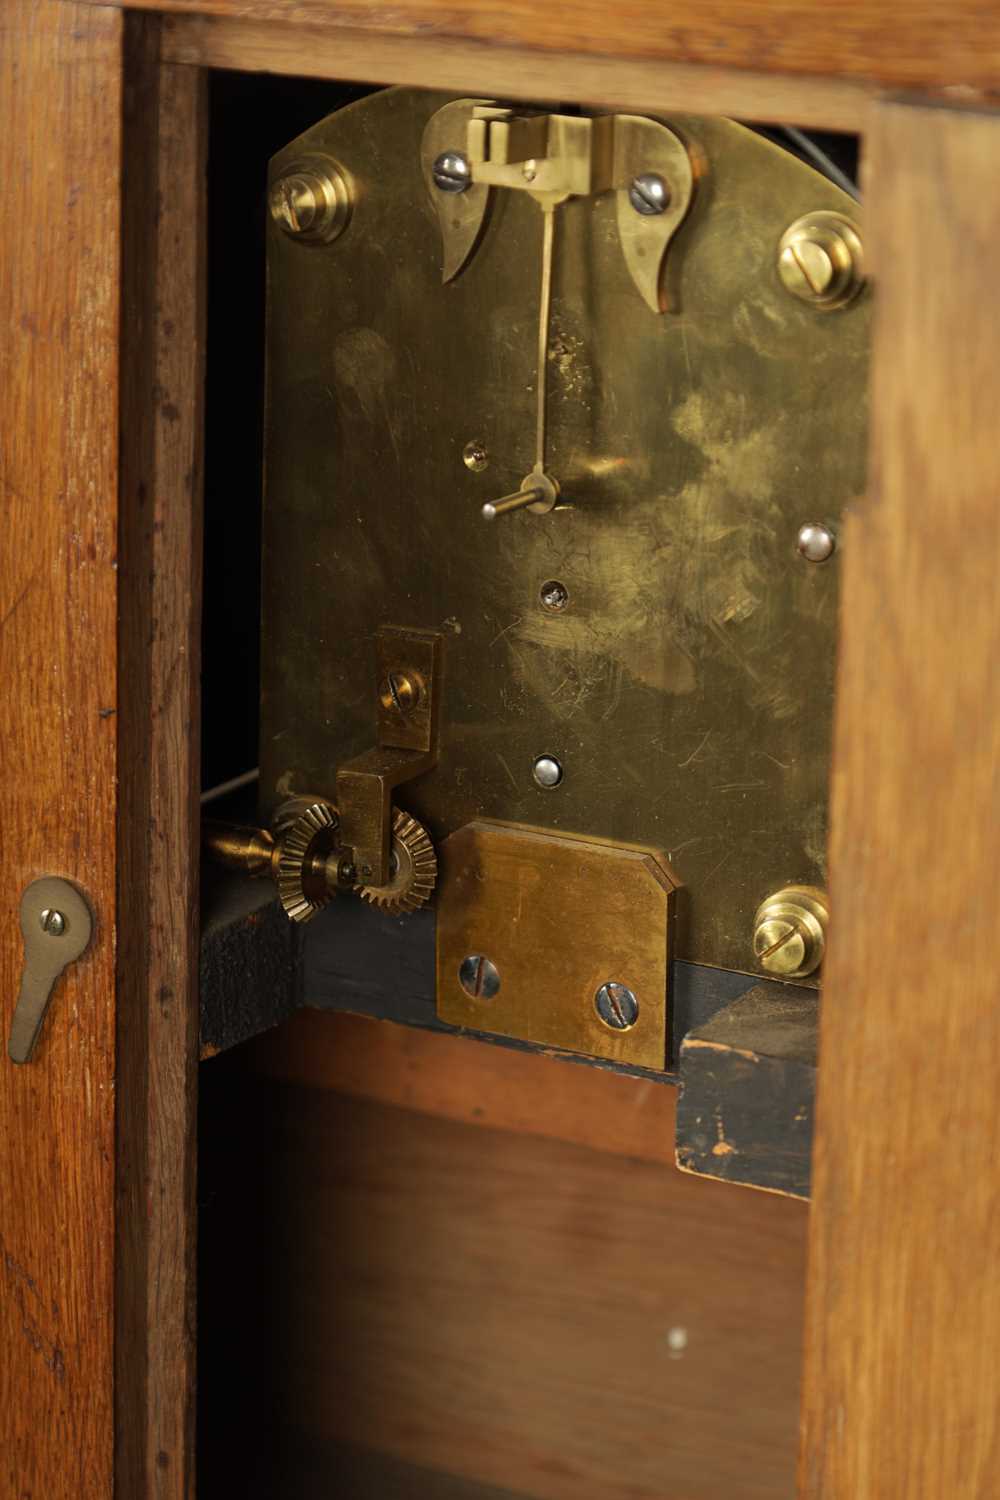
[
  {"left": 778, "top": 211, "right": 864, "bottom": 310},
  {"left": 269, "top": 160, "right": 352, "bottom": 244},
  {"left": 753, "top": 885, "right": 829, "bottom": 978}
]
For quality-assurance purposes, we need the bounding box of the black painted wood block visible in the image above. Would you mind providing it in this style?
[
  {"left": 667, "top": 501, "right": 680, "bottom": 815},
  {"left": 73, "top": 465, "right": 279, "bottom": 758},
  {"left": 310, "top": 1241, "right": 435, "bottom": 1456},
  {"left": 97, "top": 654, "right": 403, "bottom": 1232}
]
[{"left": 675, "top": 986, "right": 818, "bottom": 1200}]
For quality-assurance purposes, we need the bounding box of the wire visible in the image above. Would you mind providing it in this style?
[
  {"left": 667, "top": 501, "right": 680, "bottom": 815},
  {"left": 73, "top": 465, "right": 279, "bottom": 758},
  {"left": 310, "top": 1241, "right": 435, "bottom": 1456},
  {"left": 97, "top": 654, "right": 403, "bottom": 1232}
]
[
  {"left": 780, "top": 127, "right": 860, "bottom": 202},
  {"left": 200, "top": 767, "right": 260, "bottom": 806}
]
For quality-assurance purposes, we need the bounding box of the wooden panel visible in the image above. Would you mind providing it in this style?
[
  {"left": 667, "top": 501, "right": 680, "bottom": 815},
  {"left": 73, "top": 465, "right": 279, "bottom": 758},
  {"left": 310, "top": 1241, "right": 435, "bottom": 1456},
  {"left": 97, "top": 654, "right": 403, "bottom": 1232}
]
[
  {"left": 0, "top": 3, "right": 122, "bottom": 1495},
  {"left": 160, "top": 15, "right": 870, "bottom": 133},
  {"left": 239, "top": 1438, "right": 529, "bottom": 1499},
  {"left": 199, "top": 1070, "right": 808, "bottom": 1498},
  {"left": 93, "top": 0, "right": 1000, "bottom": 95},
  {"left": 241, "top": 1008, "right": 677, "bottom": 1164},
  {"left": 117, "top": 14, "right": 206, "bottom": 1497},
  {"left": 800, "top": 100, "right": 1000, "bottom": 1497}
]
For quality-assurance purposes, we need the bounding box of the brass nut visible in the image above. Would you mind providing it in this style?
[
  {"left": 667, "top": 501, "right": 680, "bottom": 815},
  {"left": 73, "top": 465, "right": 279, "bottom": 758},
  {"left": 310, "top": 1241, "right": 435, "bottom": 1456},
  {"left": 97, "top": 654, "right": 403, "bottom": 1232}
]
[
  {"left": 269, "top": 160, "right": 352, "bottom": 244},
  {"left": 777, "top": 212, "right": 864, "bottom": 311},
  {"left": 752, "top": 885, "right": 829, "bottom": 979}
]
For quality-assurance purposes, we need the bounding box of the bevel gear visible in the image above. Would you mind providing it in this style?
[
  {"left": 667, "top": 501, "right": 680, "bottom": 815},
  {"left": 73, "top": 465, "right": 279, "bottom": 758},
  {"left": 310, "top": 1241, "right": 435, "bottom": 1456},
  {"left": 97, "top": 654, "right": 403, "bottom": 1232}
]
[
  {"left": 276, "top": 799, "right": 339, "bottom": 923},
  {"left": 359, "top": 808, "right": 437, "bottom": 916}
]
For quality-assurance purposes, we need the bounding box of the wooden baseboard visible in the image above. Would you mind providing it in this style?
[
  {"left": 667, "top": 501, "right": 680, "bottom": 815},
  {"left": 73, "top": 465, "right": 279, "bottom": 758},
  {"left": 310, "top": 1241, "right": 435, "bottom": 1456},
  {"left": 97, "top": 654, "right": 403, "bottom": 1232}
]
[{"left": 235, "top": 1007, "right": 677, "bottom": 1166}]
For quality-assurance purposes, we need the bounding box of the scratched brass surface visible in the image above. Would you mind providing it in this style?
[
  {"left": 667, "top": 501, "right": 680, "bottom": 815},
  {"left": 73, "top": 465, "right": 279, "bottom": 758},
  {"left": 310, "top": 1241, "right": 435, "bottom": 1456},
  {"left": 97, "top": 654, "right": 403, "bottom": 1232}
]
[
  {"left": 437, "top": 822, "right": 677, "bottom": 1068},
  {"left": 262, "top": 88, "right": 868, "bottom": 982}
]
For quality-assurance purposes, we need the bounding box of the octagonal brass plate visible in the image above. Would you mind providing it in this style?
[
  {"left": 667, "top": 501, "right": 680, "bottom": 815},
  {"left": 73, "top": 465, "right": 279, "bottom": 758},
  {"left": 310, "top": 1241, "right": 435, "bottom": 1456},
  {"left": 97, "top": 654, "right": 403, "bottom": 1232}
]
[
  {"left": 262, "top": 88, "right": 868, "bottom": 984},
  {"left": 437, "top": 822, "right": 678, "bottom": 1069}
]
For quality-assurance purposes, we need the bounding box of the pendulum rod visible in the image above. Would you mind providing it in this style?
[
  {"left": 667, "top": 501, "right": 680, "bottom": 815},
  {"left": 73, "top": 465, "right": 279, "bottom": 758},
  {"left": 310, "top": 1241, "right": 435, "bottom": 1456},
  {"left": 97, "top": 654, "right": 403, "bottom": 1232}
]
[
  {"left": 481, "top": 198, "right": 561, "bottom": 523},
  {"left": 535, "top": 202, "right": 556, "bottom": 475}
]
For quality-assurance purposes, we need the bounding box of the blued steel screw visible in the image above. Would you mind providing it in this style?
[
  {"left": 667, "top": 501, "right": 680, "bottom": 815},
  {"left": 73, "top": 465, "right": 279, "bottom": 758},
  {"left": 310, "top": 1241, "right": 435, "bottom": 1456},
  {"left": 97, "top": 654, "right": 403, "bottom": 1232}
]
[
  {"left": 628, "top": 173, "right": 670, "bottom": 216},
  {"left": 595, "top": 981, "right": 639, "bottom": 1030},
  {"left": 459, "top": 954, "right": 500, "bottom": 1000},
  {"left": 432, "top": 151, "right": 472, "bottom": 194}
]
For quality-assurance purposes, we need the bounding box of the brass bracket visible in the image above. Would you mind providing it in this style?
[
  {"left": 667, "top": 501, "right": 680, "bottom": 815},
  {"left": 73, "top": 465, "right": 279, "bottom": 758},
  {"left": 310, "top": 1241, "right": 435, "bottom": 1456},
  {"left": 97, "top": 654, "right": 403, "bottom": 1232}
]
[
  {"left": 437, "top": 822, "right": 678, "bottom": 1070},
  {"left": 422, "top": 101, "right": 695, "bottom": 311},
  {"left": 336, "top": 626, "right": 442, "bottom": 888}
]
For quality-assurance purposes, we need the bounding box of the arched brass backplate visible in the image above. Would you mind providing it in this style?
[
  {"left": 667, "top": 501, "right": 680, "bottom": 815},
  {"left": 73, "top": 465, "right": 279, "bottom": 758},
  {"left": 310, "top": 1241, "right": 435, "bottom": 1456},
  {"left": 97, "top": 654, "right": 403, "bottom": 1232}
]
[{"left": 262, "top": 88, "right": 868, "bottom": 985}]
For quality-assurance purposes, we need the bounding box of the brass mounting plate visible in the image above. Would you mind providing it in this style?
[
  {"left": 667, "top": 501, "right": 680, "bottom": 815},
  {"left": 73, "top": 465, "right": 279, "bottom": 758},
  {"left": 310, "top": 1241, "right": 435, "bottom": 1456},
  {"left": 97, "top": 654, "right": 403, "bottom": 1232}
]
[
  {"left": 262, "top": 89, "right": 869, "bottom": 984},
  {"left": 336, "top": 625, "right": 442, "bottom": 885},
  {"left": 437, "top": 821, "right": 677, "bottom": 1069},
  {"left": 375, "top": 624, "right": 440, "bottom": 754}
]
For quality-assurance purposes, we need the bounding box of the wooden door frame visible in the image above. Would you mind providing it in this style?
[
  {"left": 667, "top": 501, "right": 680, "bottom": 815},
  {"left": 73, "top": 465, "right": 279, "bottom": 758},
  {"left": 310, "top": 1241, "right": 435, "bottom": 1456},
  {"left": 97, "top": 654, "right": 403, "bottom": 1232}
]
[
  {"left": 4, "top": 2, "right": 998, "bottom": 1495},
  {"left": 116, "top": 18, "right": 206, "bottom": 1496},
  {"left": 1, "top": 6, "right": 124, "bottom": 1496}
]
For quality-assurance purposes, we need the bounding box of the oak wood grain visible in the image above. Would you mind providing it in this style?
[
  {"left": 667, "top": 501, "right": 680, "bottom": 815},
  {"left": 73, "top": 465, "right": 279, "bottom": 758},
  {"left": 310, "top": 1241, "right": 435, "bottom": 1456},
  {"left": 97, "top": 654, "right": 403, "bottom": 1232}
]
[
  {"left": 159, "top": 14, "right": 871, "bottom": 133},
  {"left": 800, "top": 99, "right": 1000, "bottom": 1498},
  {"left": 241, "top": 1007, "right": 677, "bottom": 1164},
  {"left": 200, "top": 1070, "right": 808, "bottom": 1498},
  {"left": 116, "top": 14, "right": 206, "bottom": 1498},
  {"left": 0, "top": 3, "right": 122, "bottom": 1495},
  {"left": 82, "top": 0, "right": 1000, "bottom": 96}
]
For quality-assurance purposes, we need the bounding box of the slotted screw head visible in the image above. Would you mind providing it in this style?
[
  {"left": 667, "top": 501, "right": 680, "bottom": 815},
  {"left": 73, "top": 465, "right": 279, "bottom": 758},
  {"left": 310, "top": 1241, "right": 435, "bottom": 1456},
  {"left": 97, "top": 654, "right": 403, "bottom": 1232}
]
[
  {"left": 269, "top": 163, "right": 352, "bottom": 244},
  {"left": 753, "top": 917, "right": 808, "bottom": 976},
  {"left": 595, "top": 982, "right": 639, "bottom": 1030},
  {"left": 379, "top": 670, "right": 421, "bottom": 715},
  {"left": 752, "top": 886, "right": 828, "bottom": 979},
  {"left": 459, "top": 955, "right": 500, "bottom": 1000},
  {"left": 39, "top": 908, "right": 66, "bottom": 937},
  {"left": 432, "top": 151, "right": 472, "bottom": 194},
  {"left": 628, "top": 173, "right": 670, "bottom": 216},
  {"left": 777, "top": 212, "right": 864, "bottom": 310}
]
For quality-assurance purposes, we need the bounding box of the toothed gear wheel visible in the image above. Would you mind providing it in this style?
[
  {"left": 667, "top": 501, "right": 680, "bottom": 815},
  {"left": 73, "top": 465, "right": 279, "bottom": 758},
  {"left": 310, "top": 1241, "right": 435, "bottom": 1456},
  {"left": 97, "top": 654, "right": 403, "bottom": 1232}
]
[
  {"left": 359, "top": 808, "right": 436, "bottom": 916},
  {"left": 276, "top": 800, "right": 339, "bottom": 923}
]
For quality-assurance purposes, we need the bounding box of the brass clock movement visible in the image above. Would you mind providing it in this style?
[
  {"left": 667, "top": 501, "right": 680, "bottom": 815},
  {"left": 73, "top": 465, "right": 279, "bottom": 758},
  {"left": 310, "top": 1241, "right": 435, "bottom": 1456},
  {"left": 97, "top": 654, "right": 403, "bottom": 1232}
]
[{"left": 206, "top": 87, "right": 867, "bottom": 1072}]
